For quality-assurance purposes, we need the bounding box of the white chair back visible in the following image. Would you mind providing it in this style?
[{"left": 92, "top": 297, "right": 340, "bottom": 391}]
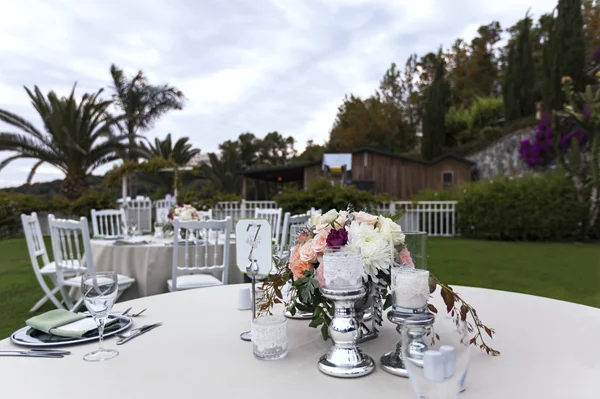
[
  {"left": 280, "top": 212, "right": 310, "bottom": 250},
  {"left": 255, "top": 208, "right": 283, "bottom": 244},
  {"left": 197, "top": 209, "right": 213, "bottom": 221},
  {"left": 21, "top": 212, "right": 63, "bottom": 310},
  {"left": 126, "top": 198, "right": 152, "bottom": 233},
  {"left": 155, "top": 199, "right": 175, "bottom": 224},
  {"left": 48, "top": 215, "right": 93, "bottom": 280},
  {"left": 307, "top": 207, "right": 322, "bottom": 217},
  {"left": 90, "top": 208, "right": 126, "bottom": 238},
  {"left": 171, "top": 217, "right": 233, "bottom": 291}
]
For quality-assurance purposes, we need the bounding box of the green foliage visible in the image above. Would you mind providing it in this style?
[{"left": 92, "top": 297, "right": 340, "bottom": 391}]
[
  {"left": 480, "top": 126, "right": 502, "bottom": 141},
  {"left": 139, "top": 133, "right": 200, "bottom": 166},
  {"left": 412, "top": 188, "right": 462, "bottom": 201},
  {"left": 274, "top": 179, "right": 392, "bottom": 216},
  {"left": 457, "top": 172, "right": 586, "bottom": 241},
  {"left": 468, "top": 97, "right": 504, "bottom": 131},
  {"left": 422, "top": 51, "right": 451, "bottom": 160},
  {"left": 69, "top": 190, "right": 118, "bottom": 218},
  {"left": 445, "top": 107, "right": 471, "bottom": 144}
]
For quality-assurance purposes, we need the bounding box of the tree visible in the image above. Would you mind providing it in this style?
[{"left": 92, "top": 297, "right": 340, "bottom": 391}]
[
  {"left": 547, "top": 0, "right": 586, "bottom": 111},
  {"left": 258, "top": 132, "right": 296, "bottom": 166},
  {"left": 200, "top": 152, "right": 242, "bottom": 194},
  {"left": 140, "top": 133, "right": 200, "bottom": 166},
  {"left": 110, "top": 64, "right": 185, "bottom": 160},
  {"left": 583, "top": 0, "right": 600, "bottom": 52},
  {"left": 504, "top": 14, "right": 536, "bottom": 122},
  {"left": 422, "top": 52, "right": 451, "bottom": 160},
  {"left": 293, "top": 140, "right": 326, "bottom": 164},
  {"left": 0, "top": 85, "right": 126, "bottom": 199},
  {"left": 328, "top": 94, "right": 415, "bottom": 153}
]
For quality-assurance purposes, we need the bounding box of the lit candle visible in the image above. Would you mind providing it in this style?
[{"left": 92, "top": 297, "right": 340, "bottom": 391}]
[{"left": 392, "top": 267, "right": 430, "bottom": 312}]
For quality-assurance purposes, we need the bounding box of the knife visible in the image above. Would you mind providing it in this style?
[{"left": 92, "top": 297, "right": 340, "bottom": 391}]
[
  {"left": 116, "top": 322, "right": 162, "bottom": 345},
  {"left": 0, "top": 349, "right": 71, "bottom": 356},
  {"left": 0, "top": 352, "right": 65, "bottom": 358}
]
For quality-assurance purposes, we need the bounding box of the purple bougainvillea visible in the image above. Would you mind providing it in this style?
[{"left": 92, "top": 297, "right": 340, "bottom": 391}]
[{"left": 519, "top": 114, "right": 588, "bottom": 168}]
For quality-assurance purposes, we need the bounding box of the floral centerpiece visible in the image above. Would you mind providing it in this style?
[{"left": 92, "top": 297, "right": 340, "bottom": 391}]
[
  {"left": 259, "top": 207, "right": 500, "bottom": 356},
  {"left": 162, "top": 204, "right": 200, "bottom": 233}
]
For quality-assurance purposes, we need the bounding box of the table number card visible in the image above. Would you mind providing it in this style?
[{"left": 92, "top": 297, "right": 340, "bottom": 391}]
[{"left": 236, "top": 219, "right": 273, "bottom": 276}]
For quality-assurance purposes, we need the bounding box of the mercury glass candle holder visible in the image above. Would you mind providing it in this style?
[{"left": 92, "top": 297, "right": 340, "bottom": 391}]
[
  {"left": 251, "top": 315, "right": 288, "bottom": 360},
  {"left": 322, "top": 247, "right": 364, "bottom": 290},
  {"left": 392, "top": 267, "right": 430, "bottom": 313}
]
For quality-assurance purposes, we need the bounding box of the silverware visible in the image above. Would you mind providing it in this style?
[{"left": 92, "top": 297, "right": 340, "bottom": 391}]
[
  {"left": 116, "top": 322, "right": 162, "bottom": 345},
  {"left": 122, "top": 308, "right": 146, "bottom": 317},
  {"left": 0, "top": 349, "right": 71, "bottom": 355},
  {"left": 0, "top": 350, "right": 66, "bottom": 358}
]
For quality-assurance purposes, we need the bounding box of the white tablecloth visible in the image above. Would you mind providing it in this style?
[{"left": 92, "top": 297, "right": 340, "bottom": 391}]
[
  {"left": 91, "top": 236, "right": 243, "bottom": 299},
  {"left": 1, "top": 285, "right": 598, "bottom": 398}
]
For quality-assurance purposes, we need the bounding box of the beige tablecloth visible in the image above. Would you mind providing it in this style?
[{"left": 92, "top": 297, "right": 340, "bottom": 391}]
[
  {"left": 1, "top": 285, "right": 598, "bottom": 398},
  {"left": 91, "top": 236, "right": 243, "bottom": 299}
]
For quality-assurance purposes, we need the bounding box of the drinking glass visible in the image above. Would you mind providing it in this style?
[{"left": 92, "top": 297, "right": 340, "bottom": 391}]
[
  {"left": 128, "top": 219, "right": 138, "bottom": 237},
  {"left": 402, "top": 313, "right": 471, "bottom": 399},
  {"left": 81, "top": 272, "right": 119, "bottom": 362},
  {"left": 154, "top": 221, "right": 163, "bottom": 238},
  {"left": 401, "top": 231, "right": 428, "bottom": 269},
  {"left": 251, "top": 315, "right": 288, "bottom": 360}
]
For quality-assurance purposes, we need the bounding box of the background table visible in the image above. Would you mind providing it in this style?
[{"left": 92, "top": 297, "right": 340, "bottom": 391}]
[
  {"left": 1, "top": 285, "right": 598, "bottom": 398},
  {"left": 91, "top": 236, "right": 243, "bottom": 299}
]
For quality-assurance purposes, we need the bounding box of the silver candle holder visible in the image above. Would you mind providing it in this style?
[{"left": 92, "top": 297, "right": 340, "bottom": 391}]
[
  {"left": 318, "top": 286, "right": 375, "bottom": 378},
  {"left": 380, "top": 310, "right": 435, "bottom": 376}
]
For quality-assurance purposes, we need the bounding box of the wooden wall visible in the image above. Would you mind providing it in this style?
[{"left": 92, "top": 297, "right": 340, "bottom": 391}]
[
  {"left": 351, "top": 151, "right": 471, "bottom": 199},
  {"left": 303, "top": 164, "right": 323, "bottom": 188}
]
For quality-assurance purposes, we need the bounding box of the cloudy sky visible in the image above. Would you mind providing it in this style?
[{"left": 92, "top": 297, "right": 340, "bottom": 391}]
[{"left": 0, "top": 0, "right": 556, "bottom": 188}]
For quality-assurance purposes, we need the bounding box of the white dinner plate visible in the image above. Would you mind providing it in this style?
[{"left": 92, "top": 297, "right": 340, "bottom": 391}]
[{"left": 10, "top": 314, "right": 132, "bottom": 347}]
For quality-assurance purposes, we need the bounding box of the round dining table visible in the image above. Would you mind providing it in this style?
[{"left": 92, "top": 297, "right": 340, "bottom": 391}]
[
  {"left": 91, "top": 235, "right": 243, "bottom": 299},
  {"left": 1, "top": 285, "right": 598, "bottom": 398}
]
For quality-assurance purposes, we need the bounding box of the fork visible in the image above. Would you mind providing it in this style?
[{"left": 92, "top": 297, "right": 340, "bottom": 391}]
[{"left": 122, "top": 308, "right": 147, "bottom": 317}]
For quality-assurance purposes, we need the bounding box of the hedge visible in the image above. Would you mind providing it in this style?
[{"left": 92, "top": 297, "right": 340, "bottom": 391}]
[{"left": 274, "top": 179, "right": 393, "bottom": 216}]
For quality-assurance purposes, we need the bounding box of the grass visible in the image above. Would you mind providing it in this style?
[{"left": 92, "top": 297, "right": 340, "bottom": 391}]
[{"left": 1, "top": 237, "right": 599, "bottom": 339}]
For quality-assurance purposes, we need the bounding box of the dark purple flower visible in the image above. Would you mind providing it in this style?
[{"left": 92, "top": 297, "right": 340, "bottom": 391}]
[{"left": 326, "top": 229, "right": 348, "bottom": 247}]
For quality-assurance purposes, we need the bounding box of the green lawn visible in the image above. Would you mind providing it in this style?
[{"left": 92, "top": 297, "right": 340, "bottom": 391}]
[{"left": 1, "top": 237, "right": 599, "bottom": 339}]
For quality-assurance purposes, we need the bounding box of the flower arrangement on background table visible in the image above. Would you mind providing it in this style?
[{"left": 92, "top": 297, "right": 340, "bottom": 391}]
[
  {"left": 259, "top": 206, "right": 500, "bottom": 356},
  {"left": 162, "top": 204, "right": 200, "bottom": 234}
]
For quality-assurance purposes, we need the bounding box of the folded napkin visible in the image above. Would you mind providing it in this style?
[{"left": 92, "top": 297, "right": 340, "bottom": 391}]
[{"left": 26, "top": 309, "right": 118, "bottom": 338}]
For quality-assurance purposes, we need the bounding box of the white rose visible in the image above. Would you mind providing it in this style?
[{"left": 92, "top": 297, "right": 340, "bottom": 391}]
[
  {"left": 321, "top": 209, "right": 339, "bottom": 224},
  {"left": 377, "top": 216, "right": 405, "bottom": 246},
  {"left": 309, "top": 214, "right": 321, "bottom": 227}
]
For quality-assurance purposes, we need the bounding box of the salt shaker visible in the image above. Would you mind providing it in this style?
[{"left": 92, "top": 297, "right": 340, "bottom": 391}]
[
  {"left": 439, "top": 345, "right": 456, "bottom": 378},
  {"left": 423, "top": 350, "right": 445, "bottom": 382}
]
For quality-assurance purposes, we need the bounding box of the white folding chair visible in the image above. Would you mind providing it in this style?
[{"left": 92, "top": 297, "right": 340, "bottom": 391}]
[
  {"left": 21, "top": 213, "right": 82, "bottom": 312},
  {"left": 306, "top": 207, "right": 322, "bottom": 217},
  {"left": 90, "top": 208, "right": 127, "bottom": 238},
  {"left": 169, "top": 217, "right": 233, "bottom": 292},
  {"left": 126, "top": 198, "right": 153, "bottom": 233},
  {"left": 280, "top": 212, "right": 310, "bottom": 253},
  {"left": 197, "top": 209, "right": 213, "bottom": 221},
  {"left": 48, "top": 215, "right": 135, "bottom": 311},
  {"left": 255, "top": 208, "right": 283, "bottom": 244}
]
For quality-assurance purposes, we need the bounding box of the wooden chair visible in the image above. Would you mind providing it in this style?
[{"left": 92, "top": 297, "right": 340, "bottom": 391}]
[
  {"left": 125, "top": 198, "right": 152, "bottom": 233},
  {"left": 169, "top": 217, "right": 232, "bottom": 291},
  {"left": 155, "top": 199, "right": 175, "bottom": 224},
  {"left": 90, "top": 209, "right": 127, "bottom": 238},
  {"left": 48, "top": 215, "right": 135, "bottom": 310},
  {"left": 280, "top": 212, "right": 310, "bottom": 253},
  {"left": 255, "top": 208, "right": 283, "bottom": 245},
  {"left": 197, "top": 209, "right": 213, "bottom": 221}
]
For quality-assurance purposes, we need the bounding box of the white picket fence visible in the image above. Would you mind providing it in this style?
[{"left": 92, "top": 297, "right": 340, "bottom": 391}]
[
  {"left": 373, "top": 201, "right": 458, "bottom": 237},
  {"left": 213, "top": 200, "right": 277, "bottom": 225}
]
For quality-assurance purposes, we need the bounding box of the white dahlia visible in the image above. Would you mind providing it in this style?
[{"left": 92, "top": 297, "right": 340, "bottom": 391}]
[{"left": 347, "top": 221, "right": 394, "bottom": 280}]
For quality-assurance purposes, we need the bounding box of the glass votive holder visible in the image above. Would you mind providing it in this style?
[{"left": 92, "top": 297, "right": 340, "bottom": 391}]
[
  {"left": 322, "top": 247, "right": 364, "bottom": 290},
  {"left": 251, "top": 315, "right": 288, "bottom": 360},
  {"left": 392, "top": 266, "right": 430, "bottom": 313}
]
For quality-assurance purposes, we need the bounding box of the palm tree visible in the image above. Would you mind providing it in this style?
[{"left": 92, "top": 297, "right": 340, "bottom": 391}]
[
  {"left": 0, "top": 85, "right": 126, "bottom": 199},
  {"left": 201, "top": 152, "right": 242, "bottom": 194},
  {"left": 140, "top": 133, "right": 200, "bottom": 165},
  {"left": 110, "top": 64, "right": 185, "bottom": 160}
]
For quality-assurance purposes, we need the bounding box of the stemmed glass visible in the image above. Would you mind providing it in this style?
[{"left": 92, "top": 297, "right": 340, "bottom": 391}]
[
  {"left": 81, "top": 272, "right": 119, "bottom": 362},
  {"left": 128, "top": 219, "right": 138, "bottom": 237},
  {"left": 402, "top": 314, "right": 470, "bottom": 399}
]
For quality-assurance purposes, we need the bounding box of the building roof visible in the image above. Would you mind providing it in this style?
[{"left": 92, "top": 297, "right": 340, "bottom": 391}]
[{"left": 352, "top": 147, "right": 474, "bottom": 165}]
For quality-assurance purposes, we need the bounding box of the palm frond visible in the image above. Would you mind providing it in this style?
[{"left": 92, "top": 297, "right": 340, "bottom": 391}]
[{"left": 26, "top": 160, "right": 45, "bottom": 184}]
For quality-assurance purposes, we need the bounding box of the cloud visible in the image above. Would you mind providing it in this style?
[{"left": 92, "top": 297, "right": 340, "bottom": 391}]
[{"left": 0, "top": 0, "right": 558, "bottom": 188}]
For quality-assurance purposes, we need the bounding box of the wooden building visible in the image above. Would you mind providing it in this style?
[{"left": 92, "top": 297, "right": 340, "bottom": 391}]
[{"left": 242, "top": 148, "right": 473, "bottom": 200}]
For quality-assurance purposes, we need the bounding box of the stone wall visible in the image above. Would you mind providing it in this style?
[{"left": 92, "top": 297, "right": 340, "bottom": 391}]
[{"left": 466, "top": 128, "right": 534, "bottom": 179}]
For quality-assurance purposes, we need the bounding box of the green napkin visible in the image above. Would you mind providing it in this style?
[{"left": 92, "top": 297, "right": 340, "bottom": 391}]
[
  {"left": 26, "top": 309, "right": 118, "bottom": 338},
  {"left": 113, "top": 239, "right": 150, "bottom": 246}
]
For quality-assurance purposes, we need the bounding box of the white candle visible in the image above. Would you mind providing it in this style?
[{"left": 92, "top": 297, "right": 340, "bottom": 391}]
[
  {"left": 439, "top": 345, "right": 456, "bottom": 378},
  {"left": 423, "top": 350, "right": 445, "bottom": 382},
  {"left": 392, "top": 267, "right": 430, "bottom": 311},
  {"left": 322, "top": 249, "right": 363, "bottom": 290}
]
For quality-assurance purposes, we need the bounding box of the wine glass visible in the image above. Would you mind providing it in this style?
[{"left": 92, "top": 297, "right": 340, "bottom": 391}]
[
  {"left": 128, "top": 219, "right": 138, "bottom": 237},
  {"left": 402, "top": 313, "right": 471, "bottom": 399},
  {"left": 81, "top": 272, "right": 119, "bottom": 362}
]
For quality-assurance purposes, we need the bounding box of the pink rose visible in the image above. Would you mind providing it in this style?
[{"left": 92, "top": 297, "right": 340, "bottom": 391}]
[
  {"left": 315, "top": 265, "right": 325, "bottom": 288},
  {"left": 353, "top": 211, "right": 378, "bottom": 225},
  {"left": 314, "top": 223, "right": 333, "bottom": 233},
  {"left": 334, "top": 211, "right": 348, "bottom": 229},
  {"left": 299, "top": 241, "right": 318, "bottom": 263},
  {"left": 399, "top": 248, "right": 414, "bottom": 268},
  {"left": 311, "top": 230, "right": 328, "bottom": 255},
  {"left": 290, "top": 244, "right": 314, "bottom": 280}
]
